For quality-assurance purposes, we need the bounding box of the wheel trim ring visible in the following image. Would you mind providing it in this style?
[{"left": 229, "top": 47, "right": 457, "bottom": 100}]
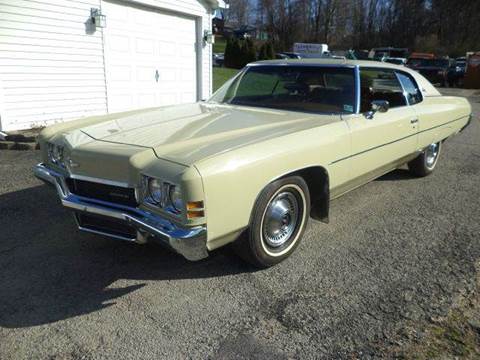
[
  {"left": 259, "top": 184, "right": 307, "bottom": 257},
  {"left": 262, "top": 192, "right": 299, "bottom": 248}
]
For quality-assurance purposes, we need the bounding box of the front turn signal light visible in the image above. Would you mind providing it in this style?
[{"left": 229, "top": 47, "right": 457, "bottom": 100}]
[
  {"left": 187, "top": 210, "right": 205, "bottom": 219},
  {"left": 187, "top": 201, "right": 204, "bottom": 210},
  {"left": 187, "top": 201, "right": 204, "bottom": 219}
]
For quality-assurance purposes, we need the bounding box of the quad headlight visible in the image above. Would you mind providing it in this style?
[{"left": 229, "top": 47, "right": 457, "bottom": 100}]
[
  {"left": 47, "top": 142, "right": 65, "bottom": 168},
  {"left": 169, "top": 185, "right": 183, "bottom": 212},
  {"left": 143, "top": 175, "right": 184, "bottom": 215},
  {"left": 147, "top": 178, "right": 164, "bottom": 204}
]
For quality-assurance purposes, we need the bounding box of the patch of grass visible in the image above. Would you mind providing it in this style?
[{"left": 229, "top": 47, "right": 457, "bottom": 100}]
[
  {"left": 213, "top": 35, "right": 226, "bottom": 53},
  {"left": 406, "top": 309, "right": 480, "bottom": 359},
  {"left": 386, "top": 281, "right": 480, "bottom": 359},
  {"left": 370, "top": 261, "right": 480, "bottom": 359},
  {"left": 213, "top": 67, "right": 239, "bottom": 92}
]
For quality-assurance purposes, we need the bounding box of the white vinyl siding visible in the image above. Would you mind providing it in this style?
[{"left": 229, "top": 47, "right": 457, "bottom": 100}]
[
  {"left": 0, "top": 0, "right": 214, "bottom": 131},
  {"left": 0, "top": 0, "right": 107, "bottom": 130}
]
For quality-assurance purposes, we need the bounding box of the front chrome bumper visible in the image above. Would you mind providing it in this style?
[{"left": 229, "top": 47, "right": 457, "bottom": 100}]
[{"left": 34, "top": 163, "right": 208, "bottom": 261}]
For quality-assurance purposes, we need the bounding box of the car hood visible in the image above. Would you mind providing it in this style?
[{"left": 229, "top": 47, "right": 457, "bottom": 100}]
[{"left": 79, "top": 103, "right": 336, "bottom": 166}]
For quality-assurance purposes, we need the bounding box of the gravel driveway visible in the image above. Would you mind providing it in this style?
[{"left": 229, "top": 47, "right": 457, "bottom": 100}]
[{"left": 0, "top": 91, "right": 479, "bottom": 359}]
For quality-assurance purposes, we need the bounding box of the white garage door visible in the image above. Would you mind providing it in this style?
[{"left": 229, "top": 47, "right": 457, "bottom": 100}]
[{"left": 102, "top": 0, "right": 198, "bottom": 113}]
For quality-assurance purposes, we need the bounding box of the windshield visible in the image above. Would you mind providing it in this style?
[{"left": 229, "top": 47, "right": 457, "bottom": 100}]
[
  {"left": 407, "top": 58, "right": 449, "bottom": 67},
  {"left": 211, "top": 66, "right": 356, "bottom": 114}
]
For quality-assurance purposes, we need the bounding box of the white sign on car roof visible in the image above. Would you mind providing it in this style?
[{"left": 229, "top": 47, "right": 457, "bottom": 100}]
[{"left": 293, "top": 43, "right": 329, "bottom": 58}]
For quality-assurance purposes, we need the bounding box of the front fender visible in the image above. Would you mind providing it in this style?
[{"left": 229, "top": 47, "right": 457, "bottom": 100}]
[{"left": 195, "top": 121, "right": 350, "bottom": 250}]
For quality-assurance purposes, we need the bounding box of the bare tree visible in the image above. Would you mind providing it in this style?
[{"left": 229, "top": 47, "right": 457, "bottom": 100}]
[
  {"left": 226, "top": 0, "right": 251, "bottom": 26},
  {"left": 238, "top": 0, "right": 479, "bottom": 55}
]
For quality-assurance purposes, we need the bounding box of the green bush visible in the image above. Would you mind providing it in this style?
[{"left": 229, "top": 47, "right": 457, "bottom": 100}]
[
  {"left": 224, "top": 37, "right": 259, "bottom": 69},
  {"left": 266, "top": 42, "right": 275, "bottom": 59},
  {"left": 223, "top": 37, "right": 232, "bottom": 68},
  {"left": 231, "top": 38, "right": 242, "bottom": 68},
  {"left": 244, "top": 38, "right": 257, "bottom": 64},
  {"left": 257, "top": 42, "right": 275, "bottom": 61}
]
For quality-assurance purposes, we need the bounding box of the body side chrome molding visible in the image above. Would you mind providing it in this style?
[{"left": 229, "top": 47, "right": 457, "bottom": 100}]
[{"left": 330, "top": 115, "right": 468, "bottom": 165}]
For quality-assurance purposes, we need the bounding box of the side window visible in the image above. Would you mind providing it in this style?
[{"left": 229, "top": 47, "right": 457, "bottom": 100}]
[
  {"left": 396, "top": 72, "right": 423, "bottom": 105},
  {"left": 360, "top": 68, "right": 407, "bottom": 112}
]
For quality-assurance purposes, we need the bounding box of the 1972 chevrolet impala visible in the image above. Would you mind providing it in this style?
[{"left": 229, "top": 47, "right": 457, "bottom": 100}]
[{"left": 35, "top": 59, "right": 472, "bottom": 267}]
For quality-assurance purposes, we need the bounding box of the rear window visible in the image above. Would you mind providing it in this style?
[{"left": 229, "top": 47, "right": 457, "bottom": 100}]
[
  {"left": 396, "top": 72, "right": 423, "bottom": 105},
  {"left": 213, "top": 65, "right": 356, "bottom": 114}
]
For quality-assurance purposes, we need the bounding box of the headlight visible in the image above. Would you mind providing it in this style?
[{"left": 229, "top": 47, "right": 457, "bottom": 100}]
[
  {"left": 143, "top": 176, "right": 183, "bottom": 215},
  {"left": 47, "top": 142, "right": 65, "bottom": 167},
  {"left": 147, "top": 178, "right": 164, "bottom": 205},
  {"left": 169, "top": 185, "right": 183, "bottom": 213}
]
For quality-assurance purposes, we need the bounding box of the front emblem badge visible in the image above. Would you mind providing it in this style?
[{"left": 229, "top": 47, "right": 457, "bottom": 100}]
[{"left": 68, "top": 159, "right": 80, "bottom": 168}]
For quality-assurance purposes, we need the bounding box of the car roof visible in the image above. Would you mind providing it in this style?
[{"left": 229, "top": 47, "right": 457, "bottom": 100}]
[
  {"left": 248, "top": 59, "right": 441, "bottom": 97},
  {"left": 251, "top": 58, "right": 408, "bottom": 69}
]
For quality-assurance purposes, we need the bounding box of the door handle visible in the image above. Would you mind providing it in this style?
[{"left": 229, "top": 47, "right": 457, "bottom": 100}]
[{"left": 410, "top": 118, "right": 419, "bottom": 124}]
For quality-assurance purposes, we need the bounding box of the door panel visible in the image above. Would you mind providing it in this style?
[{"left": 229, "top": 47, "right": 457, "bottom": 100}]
[
  {"left": 344, "top": 67, "right": 419, "bottom": 183},
  {"left": 345, "top": 107, "right": 418, "bottom": 181}
]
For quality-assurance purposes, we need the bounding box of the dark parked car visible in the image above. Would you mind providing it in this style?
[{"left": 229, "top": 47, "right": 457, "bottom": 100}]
[
  {"left": 213, "top": 53, "right": 225, "bottom": 67},
  {"left": 406, "top": 57, "right": 458, "bottom": 87},
  {"left": 455, "top": 57, "right": 467, "bottom": 85},
  {"left": 370, "top": 47, "right": 409, "bottom": 61}
]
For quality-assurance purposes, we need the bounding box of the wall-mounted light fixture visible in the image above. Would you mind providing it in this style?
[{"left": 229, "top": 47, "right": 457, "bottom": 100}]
[
  {"left": 203, "top": 30, "right": 214, "bottom": 45},
  {"left": 91, "top": 8, "right": 106, "bottom": 29}
]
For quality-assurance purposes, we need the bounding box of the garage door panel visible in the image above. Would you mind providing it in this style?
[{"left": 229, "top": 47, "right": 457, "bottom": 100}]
[
  {"left": 108, "top": 34, "right": 130, "bottom": 53},
  {"left": 181, "top": 92, "right": 195, "bottom": 103},
  {"left": 109, "top": 65, "right": 131, "bottom": 81},
  {"left": 136, "top": 67, "right": 155, "bottom": 82},
  {"left": 159, "top": 69, "right": 176, "bottom": 81},
  {"left": 103, "top": 0, "right": 197, "bottom": 114},
  {"left": 159, "top": 93, "right": 177, "bottom": 105},
  {"left": 137, "top": 93, "right": 156, "bottom": 108},
  {"left": 135, "top": 37, "right": 155, "bottom": 54},
  {"left": 159, "top": 41, "right": 176, "bottom": 56}
]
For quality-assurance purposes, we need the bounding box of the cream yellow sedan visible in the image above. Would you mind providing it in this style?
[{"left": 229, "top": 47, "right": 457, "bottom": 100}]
[{"left": 35, "top": 59, "right": 472, "bottom": 267}]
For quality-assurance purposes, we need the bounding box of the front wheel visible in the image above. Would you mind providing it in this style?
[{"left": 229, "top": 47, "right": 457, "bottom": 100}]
[
  {"left": 408, "top": 142, "right": 442, "bottom": 177},
  {"left": 234, "top": 176, "right": 310, "bottom": 268}
]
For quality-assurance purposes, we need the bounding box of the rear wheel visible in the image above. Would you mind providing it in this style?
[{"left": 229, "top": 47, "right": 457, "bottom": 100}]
[
  {"left": 408, "top": 142, "right": 442, "bottom": 177},
  {"left": 234, "top": 176, "right": 310, "bottom": 268}
]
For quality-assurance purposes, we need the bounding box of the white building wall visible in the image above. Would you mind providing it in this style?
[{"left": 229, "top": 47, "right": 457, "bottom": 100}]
[
  {"left": 0, "top": 0, "right": 107, "bottom": 131},
  {"left": 201, "top": 7, "right": 213, "bottom": 100},
  {"left": 0, "top": 0, "right": 214, "bottom": 131}
]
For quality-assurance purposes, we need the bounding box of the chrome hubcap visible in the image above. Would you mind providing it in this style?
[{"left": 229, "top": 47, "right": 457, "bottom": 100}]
[
  {"left": 425, "top": 143, "right": 439, "bottom": 168},
  {"left": 262, "top": 191, "right": 299, "bottom": 248}
]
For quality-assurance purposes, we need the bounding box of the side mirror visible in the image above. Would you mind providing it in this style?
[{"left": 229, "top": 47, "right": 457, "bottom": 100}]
[{"left": 366, "top": 100, "right": 389, "bottom": 119}]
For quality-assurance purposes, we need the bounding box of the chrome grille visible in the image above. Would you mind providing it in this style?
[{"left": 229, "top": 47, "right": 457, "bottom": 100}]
[{"left": 66, "top": 179, "right": 138, "bottom": 207}]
